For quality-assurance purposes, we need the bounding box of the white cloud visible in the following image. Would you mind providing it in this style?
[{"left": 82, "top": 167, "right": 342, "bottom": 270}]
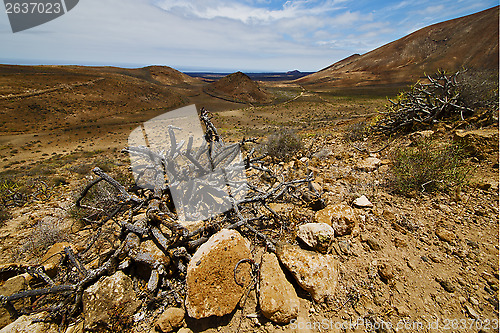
[{"left": 0, "top": 0, "right": 497, "bottom": 71}]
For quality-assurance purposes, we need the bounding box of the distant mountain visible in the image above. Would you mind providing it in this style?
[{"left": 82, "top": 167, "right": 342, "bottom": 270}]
[
  {"left": 298, "top": 6, "right": 499, "bottom": 87},
  {"left": 204, "top": 71, "right": 274, "bottom": 104}
]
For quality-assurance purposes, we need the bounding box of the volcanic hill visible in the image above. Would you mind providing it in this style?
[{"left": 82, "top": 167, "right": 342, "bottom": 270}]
[
  {"left": 0, "top": 65, "right": 199, "bottom": 134},
  {"left": 204, "top": 71, "right": 274, "bottom": 104},
  {"left": 298, "top": 6, "right": 499, "bottom": 87}
]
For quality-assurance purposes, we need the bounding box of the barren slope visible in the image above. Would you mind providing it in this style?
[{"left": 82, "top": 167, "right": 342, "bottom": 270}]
[{"left": 299, "top": 6, "right": 499, "bottom": 87}]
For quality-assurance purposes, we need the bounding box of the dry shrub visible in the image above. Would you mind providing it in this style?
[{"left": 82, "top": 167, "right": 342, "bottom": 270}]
[
  {"left": 343, "top": 121, "right": 370, "bottom": 142},
  {"left": 19, "top": 217, "right": 69, "bottom": 259},
  {"left": 389, "top": 139, "right": 470, "bottom": 195},
  {"left": 263, "top": 128, "right": 303, "bottom": 162}
]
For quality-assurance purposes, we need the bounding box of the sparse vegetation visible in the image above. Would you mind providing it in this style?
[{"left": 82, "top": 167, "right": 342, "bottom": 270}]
[
  {"left": 262, "top": 128, "right": 303, "bottom": 161},
  {"left": 389, "top": 139, "right": 470, "bottom": 195},
  {"left": 343, "top": 121, "right": 370, "bottom": 142},
  {"left": 19, "top": 217, "right": 68, "bottom": 259}
]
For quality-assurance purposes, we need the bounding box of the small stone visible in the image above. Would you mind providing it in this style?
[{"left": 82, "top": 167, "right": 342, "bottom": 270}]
[
  {"left": 365, "top": 237, "right": 382, "bottom": 251},
  {"left": 428, "top": 252, "right": 444, "bottom": 263},
  {"left": 312, "top": 148, "right": 333, "bottom": 159},
  {"left": 435, "top": 227, "right": 455, "bottom": 243},
  {"left": 356, "top": 157, "right": 381, "bottom": 172},
  {"left": 177, "top": 329, "right": 194, "bottom": 333},
  {"left": 267, "top": 203, "right": 294, "bottom": 215},
  {"left": 178, "top": 220, "right": 204, "bottom": 233},
  {"left": 393, "top": 237, "right": 407, "bottom": 248},
  {"left": 409, "top": 130, "right": 435, "bottom": 143},
  {"left": 277, "top": 243, "right": 339, "bottom": 303},
  {"left": 309, "top": 182, "right": 322, "bottom": 193},
  {"left": 395, "top": 304, "right": 410, "bottom": 317},
  {"left": 155, "top": 307, "right": 185, "bottom": 333},
  {"left": 353, "top": 195, "right": 373, "bottom": 208},
  {"left": 314, "top": 203, "right": 358, "bottom": 236},
  {"left": 382, "top": 210, "right": 396, "bottom": 221},
  {"left": 469, "top": 297, "right": 479, "bottom": 306},
  {"left": 259, "top": 253, "right": 299, "bottom": 324},
  {"left": 464, "top": 304, "right": 479, "bottom": 319},
  {"left": 296, "top": 223, "right": 335, "bottom": 254},
  {"left": 435, "top": 277, "right": 456, "bottom": 293},
  {"left": 378, "top": 263, "right": 394, "bottom": 282}
]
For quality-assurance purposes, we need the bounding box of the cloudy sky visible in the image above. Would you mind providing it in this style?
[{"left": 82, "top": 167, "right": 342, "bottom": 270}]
[{"left": 0, "top": 0, "right": 497, "bottom": 72}]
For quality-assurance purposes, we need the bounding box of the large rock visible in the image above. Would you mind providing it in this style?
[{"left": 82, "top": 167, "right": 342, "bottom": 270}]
[
  {"left": 0, "top": 312, "right": 58, "bottom": 333},
  {"left": 453, "top": 128, "right": 499, "bottom": 159},
  {"left": 185, "top": 229, "right": 252, "bottom": 319},
  {"left": 315, "top": 203, "right": 358, "bottom": 236},
  {"left": 0, "top": 275, "right": 27, "bottom": 328},
  {"left": 296, "top": 223, "right": 334, "bottom": 254},
  {"left": 41, "top": 242, "right": 78, "bottom": 277},
  {"left": 276, "top": 243, "right": 339, "bottom": 303},
  {"left": 259, "top": 253, "right": 299, "bottom": 324},
  {"left": 82, "top": 271, "right": 141, "bottom": 330}
]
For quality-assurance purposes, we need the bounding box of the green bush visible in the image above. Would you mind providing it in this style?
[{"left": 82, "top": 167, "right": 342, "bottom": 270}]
[
  {"left": 389, "top": 140, "right": 470, "bottom": 195},
  {"left": 263, "top": 128, "right": 303, "bottom": 161}
]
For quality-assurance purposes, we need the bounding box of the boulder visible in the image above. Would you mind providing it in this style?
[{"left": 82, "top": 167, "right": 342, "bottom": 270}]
[
  {"left": 315, "top": 203, "right": 358, "bottom": 236},
  {"left": 259, "top": 253, "right": 299, "bottom": 324},
  {"left": 276, "top": 243, "right": 339, "bottom": 303},
  {"left": 155, "top": 307, "right": 185, "bottom": 333},
  {"left": 296, "top": 223, "right": 334, "bottom": 254},
  {"left": 82, "top": 271, "right": 141, "bottom": 330},
  {"left": 185, "top": 229, "right": 252, "bottom": 319}
]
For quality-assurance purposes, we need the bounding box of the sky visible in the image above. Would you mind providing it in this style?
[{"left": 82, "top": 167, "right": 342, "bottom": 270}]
[{"left": 0, "top": 0, "right": 497, "bottom": 72}]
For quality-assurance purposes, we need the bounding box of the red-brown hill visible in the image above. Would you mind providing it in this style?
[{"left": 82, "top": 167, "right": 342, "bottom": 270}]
[
  {"left": 298, "top": 6, "right": 499, "bottom": 87},
  {"left": 204, "top": 71, "right": 274, "bottom": 104},
  {"left": 0, "top": 65, "right": 197, "bottom": 133}
]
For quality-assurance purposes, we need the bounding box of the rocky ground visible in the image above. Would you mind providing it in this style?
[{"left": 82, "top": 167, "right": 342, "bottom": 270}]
[{"left": 0, "top": 114, "right": 497, "bottom": 333}]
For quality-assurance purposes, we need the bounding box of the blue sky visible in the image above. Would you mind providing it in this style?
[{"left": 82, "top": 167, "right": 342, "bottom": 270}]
[{"left": 0, "top": 0, "right": 497, "bottom": 72}]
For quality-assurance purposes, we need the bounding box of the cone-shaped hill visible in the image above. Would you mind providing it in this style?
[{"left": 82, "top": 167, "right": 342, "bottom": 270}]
[{"left": 204, "top": 71, "right": 274, "bottom": 104}]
